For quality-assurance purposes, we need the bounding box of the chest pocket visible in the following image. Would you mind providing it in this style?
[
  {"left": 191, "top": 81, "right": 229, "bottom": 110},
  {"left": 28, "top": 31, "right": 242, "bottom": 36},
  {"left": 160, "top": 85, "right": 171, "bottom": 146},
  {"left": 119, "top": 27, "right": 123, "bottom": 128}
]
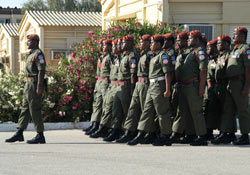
[{"left": 121, "top": 57, "right": 129, "bottom": 72}]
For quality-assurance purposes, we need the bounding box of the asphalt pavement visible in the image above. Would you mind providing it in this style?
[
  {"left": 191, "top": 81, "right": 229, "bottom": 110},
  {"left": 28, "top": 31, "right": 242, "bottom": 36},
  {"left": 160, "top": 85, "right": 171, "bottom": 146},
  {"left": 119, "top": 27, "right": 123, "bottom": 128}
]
[{"left": 1, "top": 130, "right": 250, "bottom": 175}]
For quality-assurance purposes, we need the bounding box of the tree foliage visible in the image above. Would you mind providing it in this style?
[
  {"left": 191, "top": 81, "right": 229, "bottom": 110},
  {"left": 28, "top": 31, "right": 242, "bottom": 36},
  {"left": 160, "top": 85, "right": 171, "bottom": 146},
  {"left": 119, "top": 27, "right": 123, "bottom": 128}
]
[{"left": 22, "top": 0, "right": 101, "bottom": 12}]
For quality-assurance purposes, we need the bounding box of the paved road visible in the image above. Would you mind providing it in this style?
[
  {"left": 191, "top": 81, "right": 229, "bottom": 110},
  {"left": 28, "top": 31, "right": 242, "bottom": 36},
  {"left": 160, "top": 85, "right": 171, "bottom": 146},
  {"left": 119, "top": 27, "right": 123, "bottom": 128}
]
[{"left": 1, "top": 130, "right": 250, "bottom": 175}]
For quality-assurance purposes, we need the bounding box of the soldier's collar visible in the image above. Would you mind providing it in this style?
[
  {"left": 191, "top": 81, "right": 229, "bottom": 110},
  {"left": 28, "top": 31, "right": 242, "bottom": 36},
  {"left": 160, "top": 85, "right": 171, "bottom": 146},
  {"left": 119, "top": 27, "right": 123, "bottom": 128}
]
[
  {"left": 152, "top": 49, "right": 162, "bottom": 56},
  {"left": 140, "top": 48, "right": 150, "bottom": 56}
]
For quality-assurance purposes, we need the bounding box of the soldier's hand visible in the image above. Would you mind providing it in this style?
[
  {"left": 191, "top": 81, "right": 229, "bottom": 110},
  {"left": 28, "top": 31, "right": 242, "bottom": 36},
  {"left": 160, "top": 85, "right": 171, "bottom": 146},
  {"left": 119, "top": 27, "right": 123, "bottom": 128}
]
[
  {"left": 36, "top": 87, "right": 43, "bottom": 96},
  {"left": 241, "top": 88, "right": 249, "bottom": 96},
  {"left": 199, "top": 87, "right": 205, "bottom": 97},
  {"left": 164, "top": 90, "right": 171, "bottom": 98}
]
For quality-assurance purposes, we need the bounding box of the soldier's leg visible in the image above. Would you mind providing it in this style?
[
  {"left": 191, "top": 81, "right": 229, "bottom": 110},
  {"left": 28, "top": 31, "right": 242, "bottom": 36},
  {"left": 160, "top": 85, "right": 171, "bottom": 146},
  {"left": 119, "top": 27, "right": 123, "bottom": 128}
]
[
  {"left": 220, "top": 90, "right": 237, "bottom": 134},
  {"left": 186, "top": 84, "right": 207, "bottom": 136},
  {"left": 230, "top": 82, "right": 250, "bottom": 134},
  {"left": 29, "top": 93, "right": 44, "bottom": 132},
  {"left": 90, "top": 82, "right": 103, "bottom": 123},
  {"left": 137, "top": 93, "right": 156, "bottom": 133},
  {"left": 111, "top": 88, "right": 124, "bottom": 129},
  {"left": 123, "top": 87, "right": 141, "bottom": 132}
]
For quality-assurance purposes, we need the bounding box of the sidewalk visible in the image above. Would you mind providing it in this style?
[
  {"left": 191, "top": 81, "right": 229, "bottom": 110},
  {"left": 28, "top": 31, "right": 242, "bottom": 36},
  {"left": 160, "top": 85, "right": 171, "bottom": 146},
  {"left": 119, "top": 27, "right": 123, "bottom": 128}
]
[{"left": 1, "top": 130, "right": 250, "bottom": 175}]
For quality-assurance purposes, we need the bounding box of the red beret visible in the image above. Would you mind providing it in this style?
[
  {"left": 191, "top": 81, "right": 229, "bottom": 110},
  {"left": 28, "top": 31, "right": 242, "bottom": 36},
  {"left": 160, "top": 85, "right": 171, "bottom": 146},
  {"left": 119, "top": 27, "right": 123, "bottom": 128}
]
[
  {"left": 112, "top": 38, "right": 119, "bottom": 45},
  {"left": 217, "top": 35, "right": 231, "bottom": 43},
  {"left": 151, "top": 35, "right": 164, "bottom": 41},
  {"left": 27, "top": 34, "right": 39, "bottom": 41},
  {"left": 189, "top": 30, "right": 202, "bottom": 38},
  {"left": 207, "top": 39, "right": 217, "bottom": 46},
  {"left": 123, "top": 35, "right": 134, "bottom": 41},
  {"left": 177, "top": 32, "right": 188, "bottom": 39},
  {"left": 103, "top": 39, "right": 112, "bottom": 45},
  {"left": 163, "top": 33, "right": 174, "bottom": 40},
  {"left": 234, "top": 27, "right": 248, "bottom": 33},
  {"left": 140, "top": 34, "right": 151, "bottom": 41}
]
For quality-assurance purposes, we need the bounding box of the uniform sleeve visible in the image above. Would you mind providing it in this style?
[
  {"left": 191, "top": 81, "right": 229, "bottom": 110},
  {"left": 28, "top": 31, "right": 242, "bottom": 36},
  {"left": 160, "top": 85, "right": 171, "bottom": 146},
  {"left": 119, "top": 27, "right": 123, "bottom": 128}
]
[
  {"left": 35, "top": 53, "right": 46, "bottom": 71},
  {"left": 160, "top": 53, "right": 174, "bottom": 73},
  {"left": 196, "top": 49, "right": 208, "bottom": 69},
  {"left": 129, "top": 54, "right": 137, "bottom": 74},
  {"left": 243, "top": 48, "right": 250, "bottom": 67}
]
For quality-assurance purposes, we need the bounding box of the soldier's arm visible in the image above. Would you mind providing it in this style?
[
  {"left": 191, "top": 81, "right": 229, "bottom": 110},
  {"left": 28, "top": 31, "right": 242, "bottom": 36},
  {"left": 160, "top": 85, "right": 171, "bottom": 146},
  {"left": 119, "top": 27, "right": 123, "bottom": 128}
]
[
  {"left": 37, "top": 70, "right": 45, "bottom": 96},
  {"left": 199, "top": 69, "right": 207, "bottom": 97},
  {"left": 242, "top": 66, "right": 250, "bottom": 96},
  {"left": 130, "top": 55, "right": 137, "bottom": 95},
  {"left": 35, "top": 53, "right": 46, "bottom": 96},
  {"left": 164, "top": 73, "right": 172, "bottom": 98}
]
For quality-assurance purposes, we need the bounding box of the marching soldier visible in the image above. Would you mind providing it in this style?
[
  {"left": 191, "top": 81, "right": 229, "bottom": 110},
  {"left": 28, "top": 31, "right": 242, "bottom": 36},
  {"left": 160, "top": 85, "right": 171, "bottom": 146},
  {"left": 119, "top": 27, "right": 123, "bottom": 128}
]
[
  {"left": 215, "top": 27, "right": 250, "bottom": 145},
  {"left": 211, "top": 35, "right": 236, "bottom": 144},
  {"left": 116, "top": 34, "right": 153, "bottom": 143},
  {"left": 171, "top": 32, "right": 196, "bottom": 143},
  {"left": 175, "top": 30, "right": 208, "bottom": 146},
  {"left": 6, "top": 34, "right": 46, "bottom": 144},
  {"left": 203, "top": 39, "right": 219, "bottom": 140},
  {"left": 89, "top": 39, "right": 113, "bottom": 138},
  {"left": 128, "top": 35, "right": 174, "bottom": 146},
  {"left": 84, "top": 39, "right": 105, "bottom": 135},
  {"left": 89, "top": 38, "right": 122, "bottom": 138},
  {"left": 103, "top": 35, "right": 138, "bottom": 142}
]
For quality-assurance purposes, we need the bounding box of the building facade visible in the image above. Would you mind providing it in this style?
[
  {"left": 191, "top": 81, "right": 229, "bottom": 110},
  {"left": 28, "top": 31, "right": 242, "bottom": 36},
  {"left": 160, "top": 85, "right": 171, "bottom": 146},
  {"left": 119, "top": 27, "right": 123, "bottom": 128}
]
[
  {"left": 0, "top": 23, "right": 19, "bottom": 75},
  {"left": 99, "top": 0, "right": 250, "bottom": 42},
  {"left": 0, "top": 7, "right": 23, "bottom": 24},
  {"left": 17, "top": 11, "right": 102, "bottom": 72}
]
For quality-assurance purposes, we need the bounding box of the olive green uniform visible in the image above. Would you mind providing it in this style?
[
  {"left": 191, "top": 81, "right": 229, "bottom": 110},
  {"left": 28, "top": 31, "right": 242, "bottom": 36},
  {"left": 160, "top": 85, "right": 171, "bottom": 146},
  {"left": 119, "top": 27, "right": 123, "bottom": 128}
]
[
  {"left": 90, "top": 55, "right": 103, "bottom": 123},
  {"left": 172, "top": 47, "right": 196, "bottom": 135},
  {"left": 137, "top": 49, "right": 173, "bottom": 135},
  {"left": 112, "top": 51, "right": 137, "bottom": 129},
  {"left": 123, "top": 49, "right": 152, "bottom": 132},
  {"left": 220, "top": 44, "right": 250, "bottom": 134},
  {"left": 213, "top": 51, "right": 231, "bottom": 130},
  {"left": 100, "top": 55, "right": 120, "bottom": 128},
  {"left": 203, "top": 56, "right": 221, "bottom": 129},
  {"left": 175, "top": 46, "right": 208, "bottom": 136},
  {"left": 17, "top": 49, "right": 46, "bottom": 132}
]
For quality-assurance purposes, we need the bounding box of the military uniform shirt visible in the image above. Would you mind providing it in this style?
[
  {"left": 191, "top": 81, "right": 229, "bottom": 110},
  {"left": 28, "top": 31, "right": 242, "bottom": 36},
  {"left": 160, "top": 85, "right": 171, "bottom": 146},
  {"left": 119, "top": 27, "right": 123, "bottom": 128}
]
[
  {"left": 110, "top": 55, "right": 120, "bottom": 81},
  {"left": 175, "top": 46, "right": 208, "bottom": 80},
  {"left": 100, "top": 53, "right": 112, "bottom": 78},
  {"left": 137, "top": 49, "right": 152, "bottom": 77},
  {"left": 96, "top": 54, "right": 103, "bottom": 77},
  {"left": 215, "top": 51, "right": 230, "bottom": 81},
  {"left": 149, "top": 49, "right": 173, "bottom": 79},
  {"left": 226, "top": 44, "right": 250, "bottom": 77},
  {"left": 207, "top": 56, "right": 218, "bottom": 86},
  {"left": 118, "top": 50, "right": 137, "bottom": 81},
  {"left": 175, "top": 47, "right": 191, "bottom": 80},
  {"left": 25, "top": 48, "right": 46, "bottom": 77}
]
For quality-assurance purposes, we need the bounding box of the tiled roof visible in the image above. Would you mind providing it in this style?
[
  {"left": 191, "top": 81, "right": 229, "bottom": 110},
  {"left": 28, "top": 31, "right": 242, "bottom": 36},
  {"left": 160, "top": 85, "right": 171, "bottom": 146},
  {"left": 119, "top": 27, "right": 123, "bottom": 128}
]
[
  {"left": 0, "top": 23, "right": 19, "bottom": 37},
  {"left": 26, "top": 10, "right": 102, "bottom": 27}
]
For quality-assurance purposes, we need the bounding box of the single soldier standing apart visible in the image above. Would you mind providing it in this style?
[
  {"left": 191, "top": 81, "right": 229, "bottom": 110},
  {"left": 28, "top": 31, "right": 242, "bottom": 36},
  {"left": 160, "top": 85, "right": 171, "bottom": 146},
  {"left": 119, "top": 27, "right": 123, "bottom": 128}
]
[
  {"left": 218, "top": 27, "right": 250, "bottom": 145},
  {"left": 175, "top": 30, "right": 208, "bottom": 146},
  {"left": 6, "top": 34, "right": 46, "bottom": 144},
  {"left": 128, "top": 35, "right": 174, "bottom": 146},
  {"left": 116, "top": 34, "right": 153, "bottom": 143}
]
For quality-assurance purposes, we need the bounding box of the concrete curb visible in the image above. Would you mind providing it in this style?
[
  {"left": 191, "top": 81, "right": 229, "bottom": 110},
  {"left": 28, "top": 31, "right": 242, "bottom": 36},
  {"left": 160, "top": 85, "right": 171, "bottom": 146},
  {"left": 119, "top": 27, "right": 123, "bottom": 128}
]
[{"left": 0, "top": 121, "right": 90, "bottom": 132}]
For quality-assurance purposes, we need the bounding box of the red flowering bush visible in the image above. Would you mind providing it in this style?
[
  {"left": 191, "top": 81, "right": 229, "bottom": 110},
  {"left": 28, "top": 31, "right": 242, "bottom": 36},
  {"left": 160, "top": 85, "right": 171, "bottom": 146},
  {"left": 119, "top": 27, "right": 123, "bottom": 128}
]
[{"left": 1, "top": 19, "right": 183, "bottom": 123}]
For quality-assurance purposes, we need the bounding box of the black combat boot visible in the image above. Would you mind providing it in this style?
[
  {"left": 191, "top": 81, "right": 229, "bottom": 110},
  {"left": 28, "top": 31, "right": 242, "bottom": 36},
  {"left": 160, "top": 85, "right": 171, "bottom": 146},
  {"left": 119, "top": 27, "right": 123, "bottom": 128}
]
[
  {"left": 116, "top": 130, "right": 136, "bottom": 143},
  {"left": 152, "top": 134, "right": 172, "bottom": 146},
  {"left": 127, "top": 131, "right": 146, "bottom": 146},
  {"left": 205, "top": 128, "right": 214, "bottom": 141},
  {"left": 5, "top": 129, "right": 24, "bottom": 143},
  {"left": 233, "top": 134, "right": 250, "bottom": 145},
  {"left": 170, "top": 132, "right": 183, "bottom": 144},
  {"left": 27, "top": 132, "right": 46, "bottom": 144},
  {"left": 141, "top": 133, "right": 156, "bottom": 144},
  {"left": 103, "top": 129, "right": 120, "bottom": 142},
  {"left": 180, "top": 135, "right": 197, "bottom": 144},
  {"left": 90, "top": 125, "right": 109, "bottom": 138},
  {"left": 211, "top": 132, "right": 231, "bottom": 144},
  {"left": 82, "top": 122, "right": 94, "bottom": 132},
  {"left": 190, "top": 135, "right": 208, "bottom": 146},
  {"left": 85, "top": 122, "right": 99, "bottom": 135}
]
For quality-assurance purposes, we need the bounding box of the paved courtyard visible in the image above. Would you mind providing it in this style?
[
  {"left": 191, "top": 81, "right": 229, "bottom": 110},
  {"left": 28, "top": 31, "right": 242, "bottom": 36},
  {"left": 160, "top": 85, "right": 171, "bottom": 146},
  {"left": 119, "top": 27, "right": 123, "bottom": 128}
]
[{"left": 1, "top": 130, "right": 250, "bottom": 175}]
